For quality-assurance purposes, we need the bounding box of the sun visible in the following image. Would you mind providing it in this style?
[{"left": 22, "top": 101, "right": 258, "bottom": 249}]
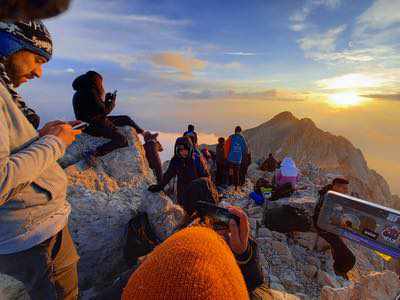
[{"left": 328, "top": 91, "right": 363, "bottom": 107}]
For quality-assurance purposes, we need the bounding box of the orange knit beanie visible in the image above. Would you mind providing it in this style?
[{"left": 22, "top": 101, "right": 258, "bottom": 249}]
[{"left": 122, "top": 226, "right": 249, "bottom": 300}]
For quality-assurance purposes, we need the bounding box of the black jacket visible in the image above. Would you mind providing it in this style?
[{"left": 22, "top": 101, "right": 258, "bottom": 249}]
[
  {"left": 235, "top": 239, "right": 265, "bottom": 292},
  {"left": 161, "top": 137, "right": 209, "bottom": 204}
]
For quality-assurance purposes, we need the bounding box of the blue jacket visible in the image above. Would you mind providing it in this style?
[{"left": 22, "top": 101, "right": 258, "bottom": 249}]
[{"left": 225, "top": 133, "right": 247, "bottom": 165}]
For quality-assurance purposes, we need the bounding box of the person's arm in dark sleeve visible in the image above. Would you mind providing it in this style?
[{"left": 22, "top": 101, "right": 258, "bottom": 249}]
[
  {"left": 198, "top": 155, "right": 210, "bottom": 177},
  {"left": 104, "top": 92, "right": 116, "bottom": 115},
  {"left": 160, "top": 159, "right": 178, "bottom": 188},
  {"left": 235, "top": 239, "right": 264, "bottom": 292}
]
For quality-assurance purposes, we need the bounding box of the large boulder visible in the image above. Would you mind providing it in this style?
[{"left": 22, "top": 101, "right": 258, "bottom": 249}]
[{"left": 61, "top": 127, "right": 185, "bottom": 289}]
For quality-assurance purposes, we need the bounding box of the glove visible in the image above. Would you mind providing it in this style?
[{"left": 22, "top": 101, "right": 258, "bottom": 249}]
[{"left": 148, "top": 184, "right": 163, "bottom": 193}]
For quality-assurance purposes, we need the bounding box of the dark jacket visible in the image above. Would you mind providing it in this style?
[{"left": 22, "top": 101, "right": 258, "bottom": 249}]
[
  {"left": 216, "top": 142, "right": 226, "bottom": 164},
  {"left": 235, "top": 239, "right": 265, "bottom": 292},
  {"left": 182, "top": 177, "right": 219, "bottom": 215},
  {"left": 161, "top": 137, "right": 209, "bottom": 204},
  {"left": 261, "top": 156, "right": 278, "bottom": 172},
  {"left": 313, "top": 185, "right": 356, "bottom": 277},
  {"left": 72, "top": 71, "right": 115, "bottom": 123}
]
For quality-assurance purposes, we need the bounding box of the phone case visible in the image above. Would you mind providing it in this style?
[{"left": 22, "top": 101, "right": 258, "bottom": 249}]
[{"left": 317, "top": 191, "right": 400, "bottom": 258}]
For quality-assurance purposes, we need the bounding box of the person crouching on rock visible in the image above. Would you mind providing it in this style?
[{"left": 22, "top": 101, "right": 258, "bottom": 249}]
[
  {"left": 72, "top": 71, "right": 146, "bottom": 166},
  {"left": 143, "top": 132, "right": 163, "bottom": 184},
  {"left": 122, "top": 226, "right": 250, "bottom": 300},
  {"left": 148, "top": 136, "right": 210, "bottom": 206}
]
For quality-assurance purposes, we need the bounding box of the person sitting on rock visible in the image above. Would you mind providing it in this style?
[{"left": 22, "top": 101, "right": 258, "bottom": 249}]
[
  {"left": 215, "top": 137, "right": 227, "bottom": 187},
  {"left": 72, "top": 71, "right": 146, "bottom": 166},
  {"left": 274, "top": 157, "right": 299, "bottom": 189},
  {"left": 313, "top": 177, "right": 356, "bottom": 279},
  {"left": 225, "top": 126, "right": 248, "bottom": 191},
  {"left": 260, "top": 153, "right": 278, "bottom": 173},
  {"left": 143, "top": 132, "right": 163, "bottom": 184},
  {"left": 148, "top": 136, "right": 209, "bottom": 207}
]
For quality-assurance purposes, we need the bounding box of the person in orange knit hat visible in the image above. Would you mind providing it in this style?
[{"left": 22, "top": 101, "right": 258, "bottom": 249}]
[{"left": 122, "top": 226, "right": 250, "bottom": 300}]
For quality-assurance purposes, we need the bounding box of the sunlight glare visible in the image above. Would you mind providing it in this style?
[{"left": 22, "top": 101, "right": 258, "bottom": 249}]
[{"left": 328, "top": 91, "right": 363, "bottom": 107}]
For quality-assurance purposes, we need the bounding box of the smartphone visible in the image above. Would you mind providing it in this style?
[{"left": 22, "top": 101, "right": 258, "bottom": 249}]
[
  {"left": 317, "top": 191, "right": 400, "bottom": 258},
  {"left": 72, "top": 122, "right": 89, "bottom": 130},
  {"left": 195, "top": 201, "right": 240, "bottom": 229}
]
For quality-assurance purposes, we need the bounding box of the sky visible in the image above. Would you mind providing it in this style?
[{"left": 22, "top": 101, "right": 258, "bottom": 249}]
[{"left": 18, "top": 0, "right": 400, "bottom": 195}]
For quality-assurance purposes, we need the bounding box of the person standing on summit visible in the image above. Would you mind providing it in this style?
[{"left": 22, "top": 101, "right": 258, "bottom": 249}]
[
  {"left": 0, "top": 21, "right": 80, "bottom": 300},
  {"left": 225, "top": 126, "right": 248, "bottom": 191}
]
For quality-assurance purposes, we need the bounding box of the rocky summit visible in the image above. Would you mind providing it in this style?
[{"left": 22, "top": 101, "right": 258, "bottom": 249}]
[
  {"left": 1, "top": 120, "right": 399, "bottom": 300},
  {"left": 243, "top": 111, "right": 398, "bottom": 209}
]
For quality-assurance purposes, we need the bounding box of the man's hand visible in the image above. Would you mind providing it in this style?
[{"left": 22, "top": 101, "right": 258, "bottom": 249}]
[
  {"left": 39, "top": 121, "right": 81, "bottom": 147},
  {"left": 227, "top": 206, "right": 250, "bottom": 255}
]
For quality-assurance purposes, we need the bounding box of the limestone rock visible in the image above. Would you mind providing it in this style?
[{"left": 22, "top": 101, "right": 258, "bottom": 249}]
[
  {"left": 304, "top": 264, "right": 318, "bottom": 278},
  {"left": 263, "top": 289, "right": 301, "bottom": 300},
  {"left": 318, "top": 271, "right": 340, "bottom": 288},
  {"left": 62, "top": 128, "right": 184, "bottom": 289},
  {"left": 0, "top": 274, "right": 28, "bottom": 300},
  {"left": 321, "top": 271, "right": 400, "bottom": 300}
]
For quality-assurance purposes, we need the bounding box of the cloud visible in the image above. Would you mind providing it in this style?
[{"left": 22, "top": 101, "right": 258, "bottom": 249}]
[
  {"left": 224, "top": 52, "right": 257, "bottom": 56},
  {"left": 150, "top": 52, "right": 207, "bottom": 78},
  {"left": 356, "top": 0, "right": 400, "bottom": 31},
  {"left": 316, "top": 73, "right": 389, "bottom": 90},
  {"left": 45, "top": 0, "right": 195, "bottom": 69},
  {"left": 70, "top": 11, "right": 191, "bottom": 26},
  {"left": 289, "top": 0, "right": 342, "bottom": 32},
  {"left": 176, "top": 89, "right": 309, "bottom": 102},
  {"left": 362, "top": 93, "right": 400, "bottom": 101},
  {"left": 298, "top": 25, "right": 346, "bottom": 55}
]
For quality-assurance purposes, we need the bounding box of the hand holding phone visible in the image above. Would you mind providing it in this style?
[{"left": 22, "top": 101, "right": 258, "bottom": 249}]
[
  {"left": 195, "top": 202, "right": 249, "bottom": 255},
  {"left": 71, "top": 121, "right": 89, "bottom": 130}
]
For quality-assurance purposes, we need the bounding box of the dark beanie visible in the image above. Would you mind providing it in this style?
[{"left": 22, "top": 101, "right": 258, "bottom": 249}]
[
  {"left": 0, "top": 21, "right": 52, "bottom": 60},
  {"left": 72, "top": 71, "right": 103, "bottom": 91}
]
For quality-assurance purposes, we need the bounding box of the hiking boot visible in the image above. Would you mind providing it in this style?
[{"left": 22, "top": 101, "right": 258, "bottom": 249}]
[{"left": 83, "top": 151, "right": 97, "bottom": 168}]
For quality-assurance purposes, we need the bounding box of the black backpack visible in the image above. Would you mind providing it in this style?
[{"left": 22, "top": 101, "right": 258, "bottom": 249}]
[
  {"left": 123, "top": 212, "right": 161, "bottom": 267},
  {"left": 264, "top": 205, "right": 312, "bottom": 233}
]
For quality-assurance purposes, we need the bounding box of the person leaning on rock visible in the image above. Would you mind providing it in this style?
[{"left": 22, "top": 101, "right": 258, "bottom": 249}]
[
  {"left": 71, "top": 70, "right": 147, "bottom": 167},
  {"left": 313, "top": 177, "right": 356, "bottom": 279},
  {"left": 148, "top": 136, "right": 210, "bottom": 207},
  {"left": 0, "top": 20, "right": 81, "bottom": 300}
]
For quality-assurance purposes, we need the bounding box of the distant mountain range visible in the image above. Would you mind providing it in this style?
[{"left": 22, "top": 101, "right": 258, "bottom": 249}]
[{"left": 240, "top": 111, "right": 398, "bottom": 209}]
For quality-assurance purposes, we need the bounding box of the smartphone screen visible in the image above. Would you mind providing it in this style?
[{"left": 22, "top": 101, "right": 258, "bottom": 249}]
[{"left": 317, "top": 191, "right": 400, "bottom": 258}]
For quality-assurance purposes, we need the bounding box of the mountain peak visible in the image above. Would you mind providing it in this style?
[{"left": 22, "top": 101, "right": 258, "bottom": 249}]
[{"left": 270, "top": 111, "right": 297, "bottom": 122}]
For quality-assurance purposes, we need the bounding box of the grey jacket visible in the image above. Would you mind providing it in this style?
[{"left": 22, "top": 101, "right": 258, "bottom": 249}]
[{"left": 0, "top": 81, "right": 70, "bottom": 254}]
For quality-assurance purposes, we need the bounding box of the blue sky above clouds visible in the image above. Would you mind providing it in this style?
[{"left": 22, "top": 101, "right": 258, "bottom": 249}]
[{"left": 17, "top": 0, "right": 400, "bottom": 193}]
